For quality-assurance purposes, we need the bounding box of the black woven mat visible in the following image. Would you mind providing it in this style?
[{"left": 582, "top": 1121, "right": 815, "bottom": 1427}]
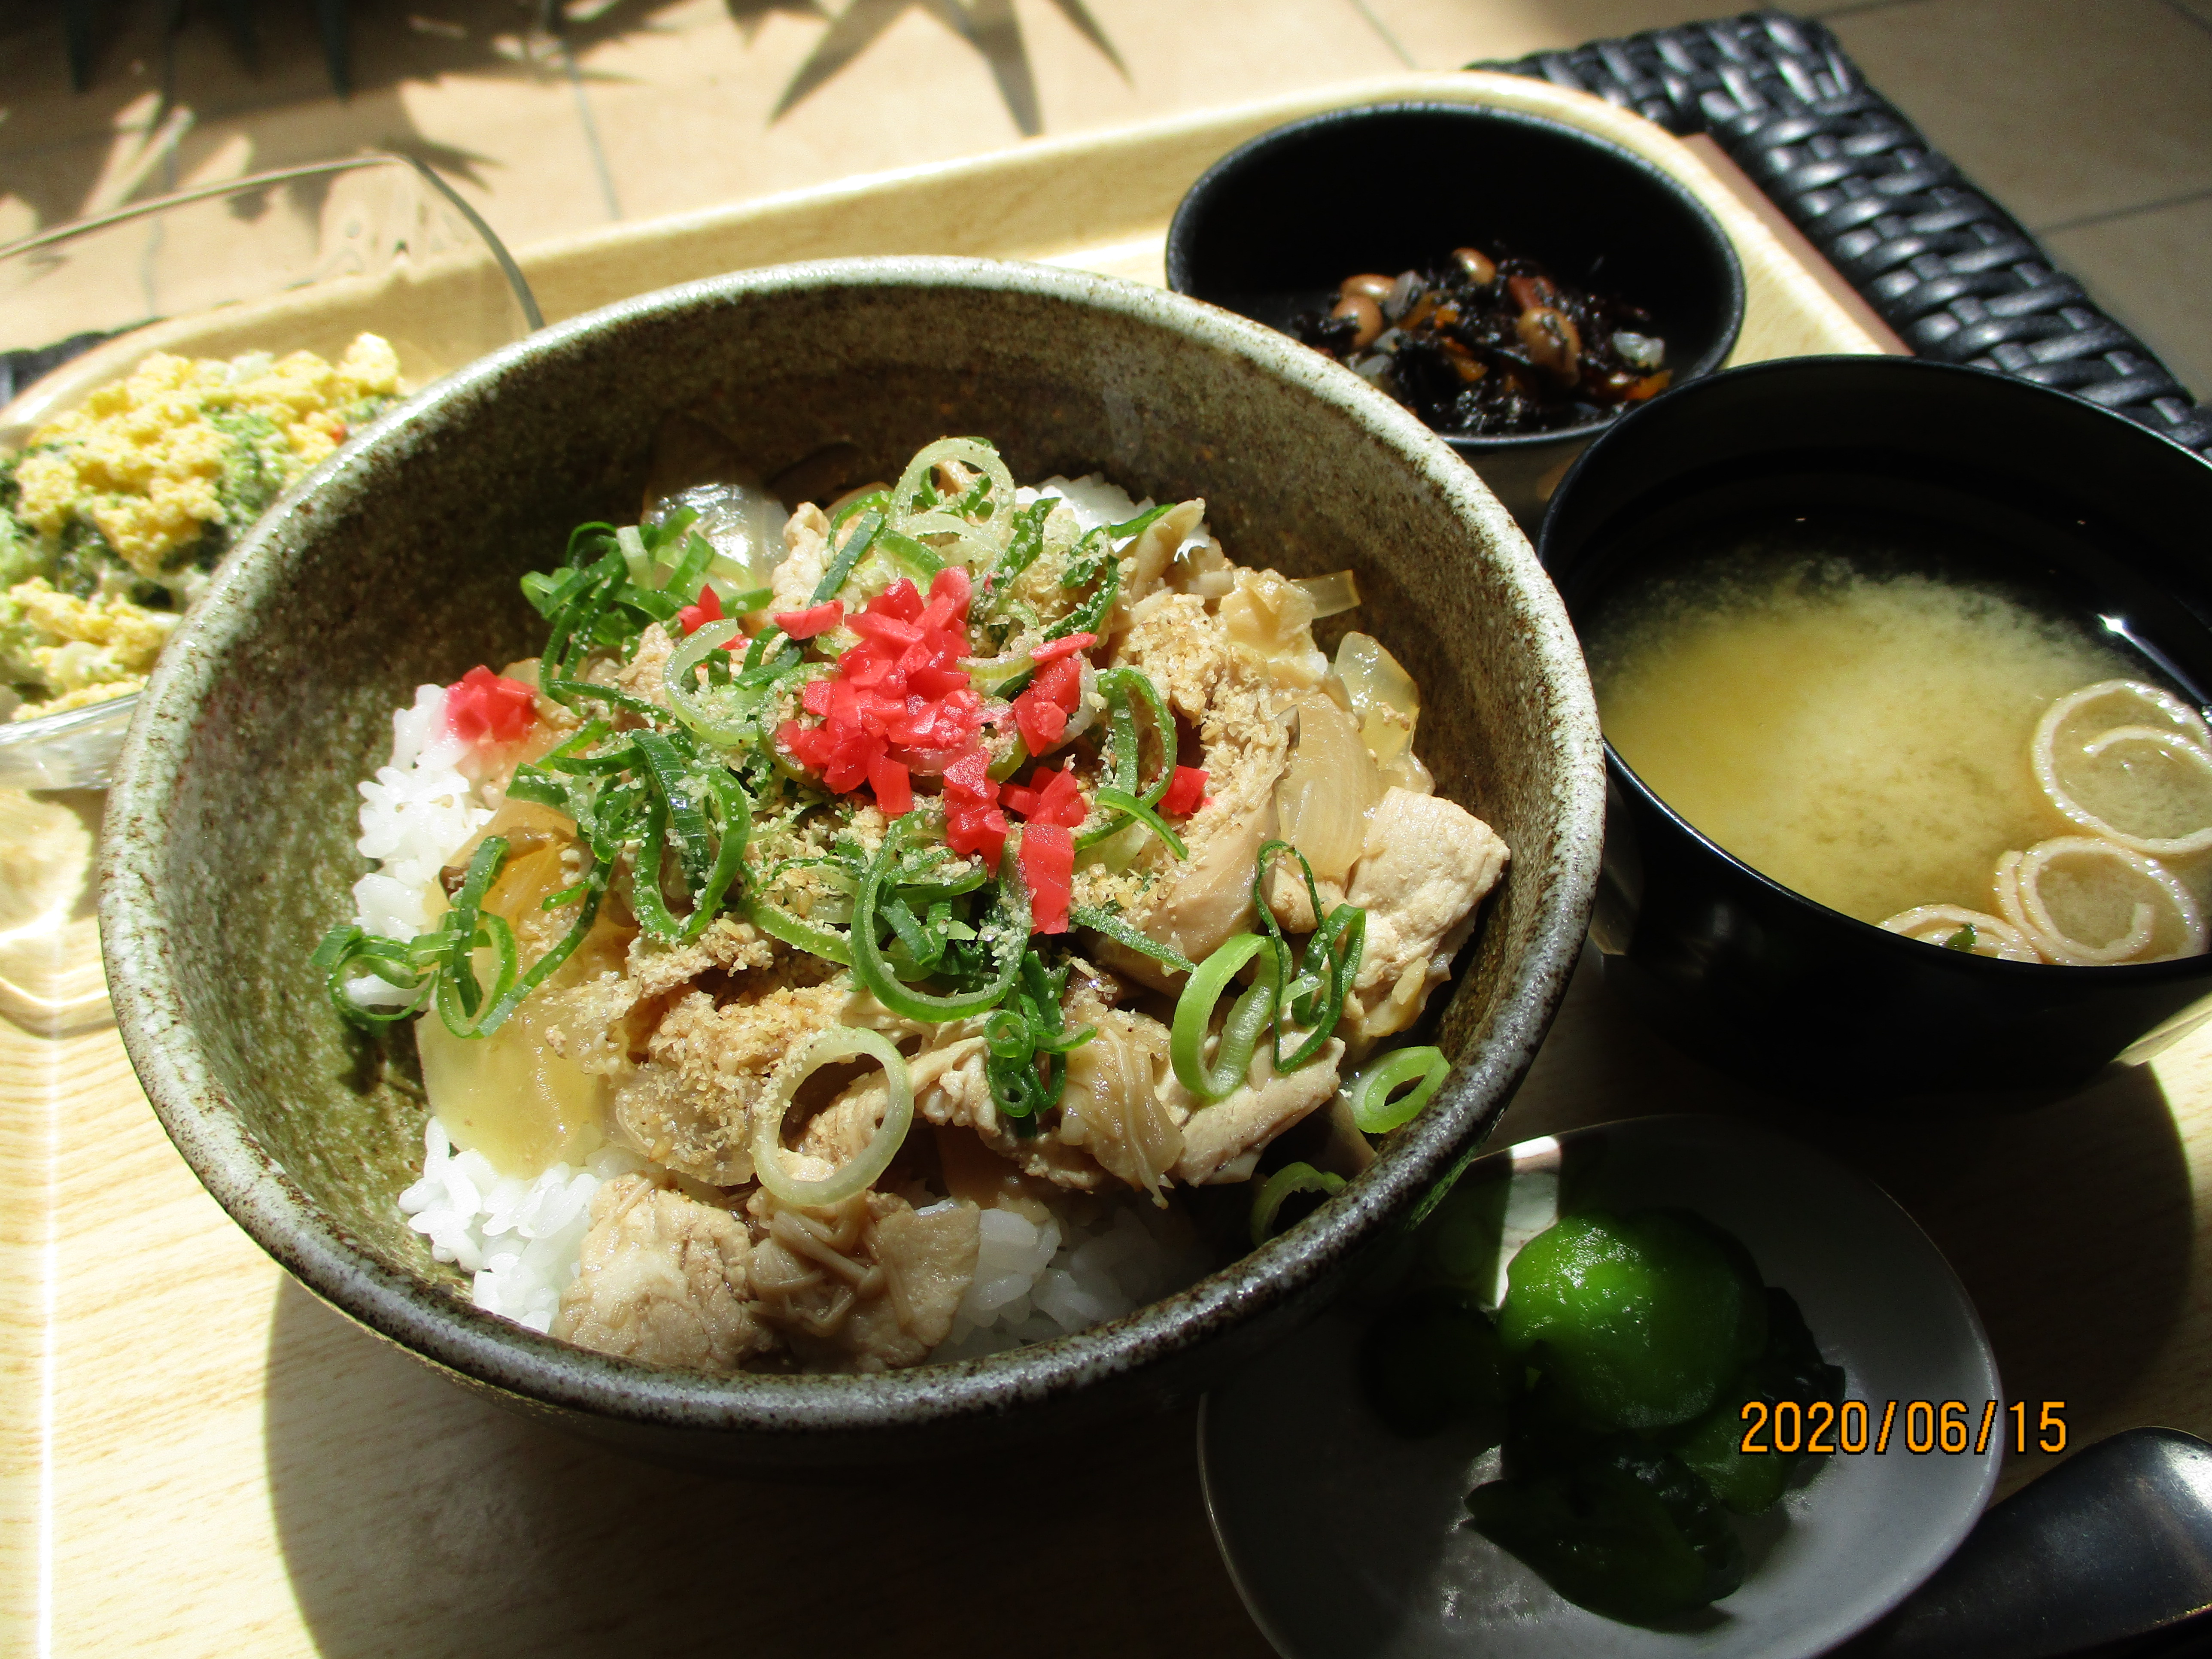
[{"left": 1481, "top": 8, "right": 2212, "bottom": 458}]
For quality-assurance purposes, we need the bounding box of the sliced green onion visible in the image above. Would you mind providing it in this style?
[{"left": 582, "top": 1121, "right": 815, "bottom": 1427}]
[
  {"left": 830, "top": 488, "right": 890, "bottom": 536},
  {"left": 877, "top": 527, "right": 946, "bottom": 580},
  {"left": 433, "top": 911, "right": 518, "bottom": 1037},
  {"left": 1108, "top": 500, "right": 1177, "bottom": 539},
  {"left": 431, "top": 835, "right": 510, "bottom": 1024},
  {"left": 664, "top": 617, "right": 760, "bottom": 746},
  {"left": 851, "top": 825, "right": 1027, "bottom": 1021},
  {"left": 632, "top": 729, "right": 711, "bottom": 887},
  {"left": 1095, "top": 665, "right": 1176, "bottom": 804},
  {"left": 662, "top": 531, "right": 713, "bottom": 600},
  {"left": 310, "top": 924, "right": 431, "bottom": 1026},
  {"left": 892, "top": 438, "right": 1016, "bottom": 565},
  {"left": 1046, "top": 534, "right": 1120, "bottom": 642},
  {"left": 746, "top": 894, "right": 853, "bottom": 966},
  {"left": 811, "top": 509, "right": 883, "bottom": 604},
  {"left": 1171, "top": 933, "right": 1269, "bottom": 1101},
  {"left": 1249, "top": 1161, "right": 1347, "bottom": 1247},
  {"left": 683, "top": 771, "right": 751, "bottom": 941},
  {"left": 540, "top": 679, "right": 664, "bottom": 720},
  {"left": 979, "top": 497, "right": 1055, "bottom": 612},
  {"left": 1066, "top": 904, "right": 1197, "bottom": 976},
  {"left": 1093, "top": 786, "right": 1187, "bottom": 860},
  {"left": 751, "top": 1026, "right": 915, "bottom": 1207},
  {"left": 1346, "top": 1045, "right": 1450, "bottom": 1133},
  {"left": 547, "top": 738, "right": 640, "bottom": 776},
  {"left": 629, "top": 795, "right": 687, "bottom": 942},
  {"left": 1253, "top": 839, "right": 1365, "bottom": 1072},
  {"left": 471, "top": 868, "right": 607, "bottom": 1035},
  {"left": 616, "top": 523, "right": 652, "bottom": 585},
  {"left": 894, "top": 859, "right": 989, "bottom": 902}
]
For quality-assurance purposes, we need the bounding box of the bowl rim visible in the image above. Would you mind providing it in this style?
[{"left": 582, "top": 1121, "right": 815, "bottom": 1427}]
[
  {"left": 1543, "top": 350, "right": 2212, "bottom": 987},
  {"left": 1162, "top": 98, "right": 1748, "bottom": 455},
  {"left": 100, "top": 254, "right": 1606, "bottom": 1437}
]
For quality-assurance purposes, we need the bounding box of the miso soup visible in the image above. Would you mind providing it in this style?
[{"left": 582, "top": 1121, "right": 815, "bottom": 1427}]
[{"left": 1585, "top": 518, "right": 2145, "bottom": 926}]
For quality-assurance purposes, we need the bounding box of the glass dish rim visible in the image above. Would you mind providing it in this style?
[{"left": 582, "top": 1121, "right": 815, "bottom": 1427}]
[{"left": 0, "top": 152, "right": 544, "bottom": 331}]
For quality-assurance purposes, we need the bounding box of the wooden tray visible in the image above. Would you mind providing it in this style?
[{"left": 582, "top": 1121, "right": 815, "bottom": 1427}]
[{"left": 6, "top": 71, "right": 2200, "bottom": 1659}]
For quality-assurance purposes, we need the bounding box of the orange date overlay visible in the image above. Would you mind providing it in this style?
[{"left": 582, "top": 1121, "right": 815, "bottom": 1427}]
[{"left": 1739, "top": 1399, "right": 2066, "bottom": 1456}]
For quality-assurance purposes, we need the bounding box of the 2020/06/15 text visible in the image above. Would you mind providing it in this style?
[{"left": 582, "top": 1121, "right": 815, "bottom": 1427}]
[{"left": 1741, "top": 1399, "right": 2067, "bottom": 1456}]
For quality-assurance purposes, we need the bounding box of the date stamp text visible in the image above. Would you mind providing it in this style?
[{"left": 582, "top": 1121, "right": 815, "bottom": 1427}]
[{"left": 1739, "top": 1399, "right": 2065, "bottom": 1456}]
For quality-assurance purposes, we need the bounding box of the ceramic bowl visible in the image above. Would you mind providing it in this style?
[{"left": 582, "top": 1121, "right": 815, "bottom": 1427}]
[
  {"left": 1164, "top": 102, "right": 1745, "bottom": 529},
  {"left": 1539, "top": 354, "right": 2212, "bottom": 1110},
  {"left": 100, "top": 257, "right": 1605, "bottom": 1471}
]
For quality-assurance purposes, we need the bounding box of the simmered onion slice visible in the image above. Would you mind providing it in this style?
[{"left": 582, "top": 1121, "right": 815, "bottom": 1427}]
[
  {"left": 1275, "top": 692, "right": 1381, "bottom": 885},
  {"left": 752, "top": 1026, "right": 915, "bottom": 1207},
  {"left": 2032, "top": 678, "right": 2212, "bottom": 857},
  {"left": 1878, "top": 905, "right": 2042, "bottom": 962},
  {"left": 1993, "top": 837, "right": 2207, "bottom": 966}
]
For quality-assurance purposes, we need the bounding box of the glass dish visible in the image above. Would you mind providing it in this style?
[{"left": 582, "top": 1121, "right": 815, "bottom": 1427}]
[{"left": 0, "top": 154, "right": 541, "bottom": 789}]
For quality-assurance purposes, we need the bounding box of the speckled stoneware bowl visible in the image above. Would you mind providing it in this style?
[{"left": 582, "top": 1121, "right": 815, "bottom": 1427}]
[{"left": 100, "top": 257, "right": 1604, "bottom": 1472}]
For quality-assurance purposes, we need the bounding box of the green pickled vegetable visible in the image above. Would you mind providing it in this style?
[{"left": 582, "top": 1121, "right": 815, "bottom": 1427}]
[
  {"left": 1468, "top": 1437, "right": 1746, "bottom": 1624},
  {"left": 1361, "top": 1182, "right": 1838, "bottom": 1625},
  {"left": 1496, "top": 1209, "right": 1765, "bottom": 1431},
  {"left": 1358, "top": 1288, "right": 1509, "bottom": 1440},
  {"left": 1669, "top": 1287, "right": 1846, "bottom": 1514}
]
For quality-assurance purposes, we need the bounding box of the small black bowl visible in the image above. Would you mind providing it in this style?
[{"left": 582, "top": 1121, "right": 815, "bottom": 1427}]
[
  {"left": 1539, "top": 354, "right": 2212, "bottom": 1111},
  {"left": 1166, "top": 101, "right": 1745, "bottom": 528}
]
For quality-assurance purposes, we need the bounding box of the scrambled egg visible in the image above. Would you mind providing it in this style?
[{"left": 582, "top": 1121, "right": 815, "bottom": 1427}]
[
  {"left": 1, "top": 333, "right": 401, "bottom": 720},
  {"left": 2, "top": 578, "right": 179, "bottom": 713}
]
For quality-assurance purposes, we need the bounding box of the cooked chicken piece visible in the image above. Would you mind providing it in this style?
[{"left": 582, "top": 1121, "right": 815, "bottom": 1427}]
[
  {"left": 1166, "top": 530, "right": 1236, "bottom": 600},
  {"left": 1054, "top": 994, "right": 1184, "bottom": 1203},
  {"left": 1091, "top": 590, "right": 1289, "bottom": 987},
  {"left": 768, "top": 501, "right": 833, "bottom": 614},
  {"left": 869, "top": 1198, "right": 981, "bottom": 1349},
  {"left": 907, "top": 1035, "right": 995, "bottom": 1128},
  {"left": 796, "top": 1082, "right": 887, "bottom": 1167},
  {"left": 611, "top": 622, "right": 677, "bottom": 709},
  {"left": 1341, "top": 788, "right": 1509, "bottom": 1048},
  {"left": 612, "top": 975, "right": 850, "bottom": 1183},
  {"left": 1217, "top": 567, "right": 1328, "bottom": 691},
  {"left": 1112, "top": 498, "right": 1205, "bottom": 623},
  {"left": 624, "top": 913, "right": 781, "bottom": 1003},
  {"left": 932, "top": 1122, "right": 1061, "bottom": 1223},
  {"left": 1173, "top": 1036, "right": 1346, "bottom": 1185},
  {"left": 1116, "top": 590, "right": 1227, "bottom": 725},
  {"left": 746, "top": 1189, "right": 979, "bottom": 1371},
  {"left": 985, "top": 1127, "right": 1116, "bottom": 1191},
  {"left": 551, "top": 1174, "right": 773, "bottom": 1371}
]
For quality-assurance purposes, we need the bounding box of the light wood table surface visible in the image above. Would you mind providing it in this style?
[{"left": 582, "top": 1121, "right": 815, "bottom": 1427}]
[{"left": 6, "top": 73, "right": 2197, "bottom": 1659}]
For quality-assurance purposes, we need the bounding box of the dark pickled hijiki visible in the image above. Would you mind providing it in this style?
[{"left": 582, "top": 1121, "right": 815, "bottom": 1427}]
[{"left": 1291, "top": 247, "right": 1669, "bottom": 437}]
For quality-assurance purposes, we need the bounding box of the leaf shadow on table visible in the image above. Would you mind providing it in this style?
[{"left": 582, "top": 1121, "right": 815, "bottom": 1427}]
[
  {"left": 768, "top": 0, "right": 1125, "bottom": 137},
  {"left": 263, "top": 1284, "right": 1272, "bottom": 1659},
  {"left": 1499, "top": 948, "right": 2202, "bottom": 1498}
]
